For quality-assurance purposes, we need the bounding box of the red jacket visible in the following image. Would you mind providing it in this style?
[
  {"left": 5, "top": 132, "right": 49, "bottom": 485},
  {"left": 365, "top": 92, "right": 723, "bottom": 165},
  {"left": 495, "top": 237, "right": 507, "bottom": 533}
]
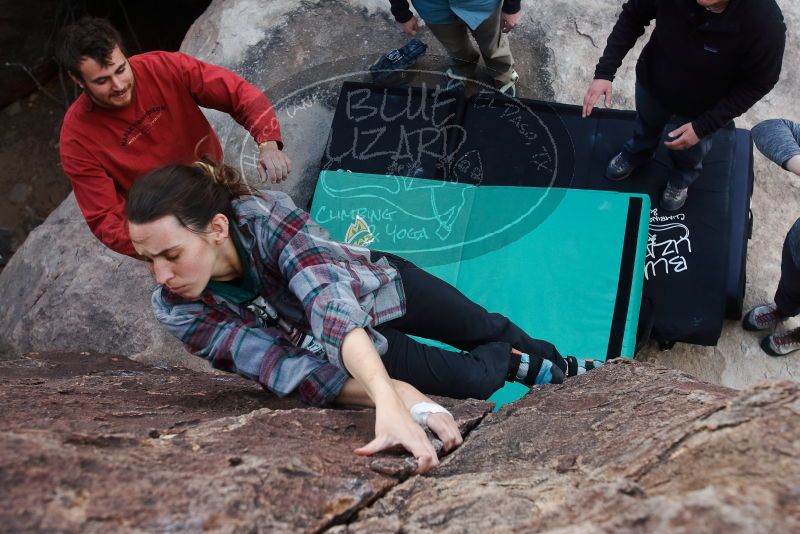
[{"left": 59, "top": 51, "right": 282, "bottom": 257}]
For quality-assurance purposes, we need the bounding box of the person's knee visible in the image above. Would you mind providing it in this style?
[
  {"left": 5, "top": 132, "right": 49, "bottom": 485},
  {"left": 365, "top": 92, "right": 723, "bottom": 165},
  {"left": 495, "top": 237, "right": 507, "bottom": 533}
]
[{"left": 456, "top": 344, "right": 510, "bottom": 399}]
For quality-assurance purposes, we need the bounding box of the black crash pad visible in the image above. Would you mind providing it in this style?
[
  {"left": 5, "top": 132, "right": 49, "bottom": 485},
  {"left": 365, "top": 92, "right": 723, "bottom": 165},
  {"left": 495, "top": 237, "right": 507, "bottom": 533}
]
[{"left": 320, "top": 82, "right": 754, "bottom": 347}]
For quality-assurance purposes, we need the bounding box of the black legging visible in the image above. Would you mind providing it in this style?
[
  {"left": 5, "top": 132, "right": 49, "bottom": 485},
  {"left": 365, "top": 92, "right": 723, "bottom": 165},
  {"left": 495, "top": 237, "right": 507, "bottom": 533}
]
[
  {"left": 371, "top": 251, "right": 565, "bottom": 399},
  {"left": 775, "top": 218, "right": 800, "bottom": 317}
]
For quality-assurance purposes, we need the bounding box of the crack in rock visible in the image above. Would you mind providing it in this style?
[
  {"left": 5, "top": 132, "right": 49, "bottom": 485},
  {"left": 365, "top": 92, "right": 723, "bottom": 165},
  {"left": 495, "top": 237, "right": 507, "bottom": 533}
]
[{"left": 573, "top": 18, "right": 599, "bottom": 49}]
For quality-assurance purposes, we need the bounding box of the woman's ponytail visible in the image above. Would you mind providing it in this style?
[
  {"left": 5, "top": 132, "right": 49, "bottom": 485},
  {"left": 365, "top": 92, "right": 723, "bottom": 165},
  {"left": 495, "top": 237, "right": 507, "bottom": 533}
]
[
  {"left": 193, "top": 156, "right": 256, "bottom": 197},
  {"left": 127, "top": 159, "right": 256, "bottom": 231}
]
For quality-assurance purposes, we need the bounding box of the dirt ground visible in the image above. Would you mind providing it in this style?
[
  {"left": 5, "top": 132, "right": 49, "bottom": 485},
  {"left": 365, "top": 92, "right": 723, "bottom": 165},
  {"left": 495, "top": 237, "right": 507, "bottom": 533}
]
[{"left": 0, "top": 77, "right": 71, "bottom": 268}]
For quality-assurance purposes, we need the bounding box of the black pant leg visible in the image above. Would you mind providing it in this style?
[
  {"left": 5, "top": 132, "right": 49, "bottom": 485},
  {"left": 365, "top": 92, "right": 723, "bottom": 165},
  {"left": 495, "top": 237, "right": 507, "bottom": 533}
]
[
  {"left": 374, "top": 251, "right": 566, "bottom": 369},
  {"left": 622, "top": 81, "right": 673, "bottom": 166},
  {"left": 377, "top": 326, "right": 509, "bottom": 400},
  {"left": 775, "top": 219, "right": 800, "bottom": 317},
  {"left": 667, "top": 131, "right": 713, "bottom": 189}
]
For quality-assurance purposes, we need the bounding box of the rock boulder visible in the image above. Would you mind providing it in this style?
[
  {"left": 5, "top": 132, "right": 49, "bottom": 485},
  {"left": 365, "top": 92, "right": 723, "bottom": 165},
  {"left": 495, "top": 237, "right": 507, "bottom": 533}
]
[
  {"left": 342, "top": 360, "right": 800, "bottom": 533},
  {"left": 0, "top": 350, "right": 492, "bottom": 532},
  {"left": 2, "top": 353, "right": 797, "bottom": 532},
  {"left": 0, "top": 197, "right": 202, "bottom": 369}
]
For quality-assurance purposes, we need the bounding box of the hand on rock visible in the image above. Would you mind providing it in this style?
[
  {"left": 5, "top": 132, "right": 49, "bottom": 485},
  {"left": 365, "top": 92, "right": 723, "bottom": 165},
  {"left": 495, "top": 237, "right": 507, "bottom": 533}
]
[{"left": 354, "top": 401, "right": 439, "bottom": 474}]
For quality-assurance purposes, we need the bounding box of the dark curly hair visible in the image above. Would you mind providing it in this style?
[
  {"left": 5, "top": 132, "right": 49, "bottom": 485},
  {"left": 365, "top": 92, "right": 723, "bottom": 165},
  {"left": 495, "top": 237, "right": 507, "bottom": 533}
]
[{"left": 55, "top": 17, "right": 125, "bottom": 79}]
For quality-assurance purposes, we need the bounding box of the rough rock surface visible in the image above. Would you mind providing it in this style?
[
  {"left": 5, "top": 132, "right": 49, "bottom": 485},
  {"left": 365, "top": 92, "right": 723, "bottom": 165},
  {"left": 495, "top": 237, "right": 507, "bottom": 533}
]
[
  {"left": 340, "top": 360, "right": 800, "bottom": 533},
  {"left": 0, "top": 197, "right": 199, "bottom": 370},
  {"left": 0, "top": 351, "right": 491, "bottom": 533},
  {"left": 3, "top": 353, "right": 798, "bottom": 532},
  {"left": 0, "top": 0, "right": 798, "bottom": 386}
]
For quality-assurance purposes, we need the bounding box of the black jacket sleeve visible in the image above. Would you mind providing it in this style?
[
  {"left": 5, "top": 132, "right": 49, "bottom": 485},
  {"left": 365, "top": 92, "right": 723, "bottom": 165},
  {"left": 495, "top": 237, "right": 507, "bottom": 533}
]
[
  {"left": 692, "top": 26, "right": 786, "bottom": 138},
  {"left": 389, "top": 0, "right": 414, "bottom": 23},
  {"left": 503, "top": 0, "right": 522, "bottom": 14},
  {"left": 593, "top": 0, "right": 657, "bottom": 81}
]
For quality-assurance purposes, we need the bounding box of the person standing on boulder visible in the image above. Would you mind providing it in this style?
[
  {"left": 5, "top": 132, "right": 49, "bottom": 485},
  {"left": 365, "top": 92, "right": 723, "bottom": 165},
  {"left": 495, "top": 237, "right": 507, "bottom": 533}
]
[
  {"left": 742, "top": 119, "right": 800, "bottom": 357},
  {"left": 581, "top": 0, "right": 785, "bottom": 212},
  {"left": 388, "top": 0, "right": 523, "bottom": 96},
  {"left": 56, "top": 17, "right": 291, "bottom": 258}
]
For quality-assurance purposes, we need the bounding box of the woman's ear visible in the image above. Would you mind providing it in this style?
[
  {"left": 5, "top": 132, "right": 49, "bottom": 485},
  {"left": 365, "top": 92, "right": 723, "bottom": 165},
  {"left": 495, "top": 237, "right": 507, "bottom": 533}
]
[{"left": 209, "top": 213, "right": 230, "bottom": 244}]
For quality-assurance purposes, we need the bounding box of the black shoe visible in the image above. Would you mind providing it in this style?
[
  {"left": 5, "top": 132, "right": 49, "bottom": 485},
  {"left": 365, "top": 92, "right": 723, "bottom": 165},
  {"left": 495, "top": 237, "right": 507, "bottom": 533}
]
[
  {"left": 606, "top": 152, "right": 637, "bottom": 181},
  {"left": 370, "top": 39, "right": 428, "bottom": 82},
  {"left": 659, "top": 182, "right": 689, "bottom": 212}
]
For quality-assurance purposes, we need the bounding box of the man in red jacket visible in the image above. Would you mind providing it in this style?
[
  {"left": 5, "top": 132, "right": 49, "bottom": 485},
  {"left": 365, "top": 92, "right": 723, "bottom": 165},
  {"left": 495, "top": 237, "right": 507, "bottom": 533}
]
[{"left": 57, "top": 17, "right": 291, "bottom": 257}]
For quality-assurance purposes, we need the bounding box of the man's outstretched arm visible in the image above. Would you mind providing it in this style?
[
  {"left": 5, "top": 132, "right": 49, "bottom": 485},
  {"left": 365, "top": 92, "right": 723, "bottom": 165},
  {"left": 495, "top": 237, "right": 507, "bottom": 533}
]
[{"left": 168, "top": 51, "right": 291, "bottom": 183}]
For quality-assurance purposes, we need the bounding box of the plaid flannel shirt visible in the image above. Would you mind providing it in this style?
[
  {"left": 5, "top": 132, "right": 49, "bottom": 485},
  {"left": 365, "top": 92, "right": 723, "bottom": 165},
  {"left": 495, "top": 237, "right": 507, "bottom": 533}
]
[{"left": 152, "top": 191, "right": 406, "bottom": 406}]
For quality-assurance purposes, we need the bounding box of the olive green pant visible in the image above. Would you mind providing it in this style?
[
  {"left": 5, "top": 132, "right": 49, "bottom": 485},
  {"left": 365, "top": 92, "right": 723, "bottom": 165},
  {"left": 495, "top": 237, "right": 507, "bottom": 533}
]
[{"left": 426, "top": 5, "right": 515, "bottom": 84}]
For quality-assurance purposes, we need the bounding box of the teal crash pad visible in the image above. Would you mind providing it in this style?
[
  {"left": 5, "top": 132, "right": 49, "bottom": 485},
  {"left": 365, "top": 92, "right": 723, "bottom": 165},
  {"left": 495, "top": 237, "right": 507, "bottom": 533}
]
[{"left": 311, "top": 170, "right": 650, "bottom": 408}]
